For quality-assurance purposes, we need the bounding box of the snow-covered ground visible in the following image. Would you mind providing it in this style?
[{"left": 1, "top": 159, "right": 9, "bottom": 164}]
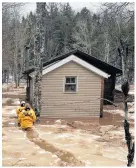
[{"left": 115, "top": 84, "right": 134, "bottom": 95}]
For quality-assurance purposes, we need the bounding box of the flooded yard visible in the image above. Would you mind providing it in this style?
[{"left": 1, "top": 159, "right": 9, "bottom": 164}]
[{"left": 2, "top": 87, "right": 134, "bottom": 166}]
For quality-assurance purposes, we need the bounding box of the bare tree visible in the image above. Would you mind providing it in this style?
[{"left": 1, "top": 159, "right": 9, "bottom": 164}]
[
  {"left": 2, "top": 3, "right": 25, "bottom": 86},
  {"left": 73, "top": 19, "right": 100, "bottom": 55},
  {"left": 102, "top": 2, "right": 134, "bottom": 79},
  {"left": 33, "top": 3, "right": 46, "bottom": 112}
]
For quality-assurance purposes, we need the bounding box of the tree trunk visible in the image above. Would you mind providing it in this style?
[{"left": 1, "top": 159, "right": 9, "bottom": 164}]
[
  {"left": 121, "top": 54, "right": 127, "bottom": 79},
  {"left": 14, "top": 39, "right": 19, "bottom": 88},
  {"left": 118, "top": 40, "right": 128, "bottom": 80},
  {"left": 2, "top": 70, "right": 7, "bottom": 83},
  {"left": 104, "top": 32, "right": 110, "bottom": 63},
  {"left": 14, "top": 71, "right": 20, "bottom": 88},
  {"left": 2, "top": 71, "right": 4, "bottom": 83},
  {"left": 64, "top": 23, "right": 68, "bottom": 53},
  {"left": 33, "top": 3, "right": 46, "bottom": 112},
  {"left": 6, "top": 72, "right": 9, "bottom": 84}
]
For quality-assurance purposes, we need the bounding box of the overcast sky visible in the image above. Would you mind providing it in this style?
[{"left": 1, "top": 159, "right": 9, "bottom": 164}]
[{"left": 21, "top": 2, "right": 102, "bottom": 17}]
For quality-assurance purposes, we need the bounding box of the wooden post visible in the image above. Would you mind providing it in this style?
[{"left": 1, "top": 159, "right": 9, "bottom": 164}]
[{"left": 124, "top": 96, "right": 128, "bottom": 121}]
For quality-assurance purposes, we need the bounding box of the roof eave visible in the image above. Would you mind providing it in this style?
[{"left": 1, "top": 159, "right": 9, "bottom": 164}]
[
  {"left": 23, "top": 49, "right": 122, "bottom": 75},
  {"left": 29, "top": 55, "right": 111, "bottom": 79}
]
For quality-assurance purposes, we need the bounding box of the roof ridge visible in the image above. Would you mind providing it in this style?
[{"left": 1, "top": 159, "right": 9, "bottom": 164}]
[
  {"left": 42, "top": 49, "right": 122, "bottom": 72},
  {"left": 23, "top": 49, "right": 122, "bottom": 75}
]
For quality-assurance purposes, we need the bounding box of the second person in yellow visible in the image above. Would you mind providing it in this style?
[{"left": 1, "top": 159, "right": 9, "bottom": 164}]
[
  {"left": 16, "top": 101, "right": 26, "bottom": 126},
  {"left": 19, "top": 104, "right": 36, "bottom": 130}
]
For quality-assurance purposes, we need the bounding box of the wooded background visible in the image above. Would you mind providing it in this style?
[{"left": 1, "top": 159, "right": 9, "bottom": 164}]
[{"left": 2, "top": 2, "right": 134, "bottom": 87}]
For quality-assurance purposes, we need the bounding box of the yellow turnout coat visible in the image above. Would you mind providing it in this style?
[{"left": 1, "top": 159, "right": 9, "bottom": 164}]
[
  {"left": 16, "top": 106, "right": 26, "bottom": 124},
  {"left": 19, "top": 109, "right": 36, "bottom": 129},
  {"left": 16, "top": 106, "right": 25, "bottom": 116}
]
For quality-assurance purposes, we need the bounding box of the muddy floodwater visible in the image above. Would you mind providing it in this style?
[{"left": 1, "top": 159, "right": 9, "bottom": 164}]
[{"left": 2, "top": 88, "right": 135, "bottom": 166}]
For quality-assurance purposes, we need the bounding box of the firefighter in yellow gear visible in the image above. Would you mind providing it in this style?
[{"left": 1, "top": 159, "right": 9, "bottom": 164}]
[
  {"left": 16, "top": 101, "right": 26, "bottom": 126},
  {"left": 19, "top": 104, "right": 36, "bottom": 130},
  {"left": 25, "top": 104, "right": 36, "bottom": 120}
]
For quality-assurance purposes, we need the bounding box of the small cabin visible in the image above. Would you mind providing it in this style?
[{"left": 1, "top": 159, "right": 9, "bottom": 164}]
[{"left": 24, "top": 50, "right": 122, "bottom": 118}]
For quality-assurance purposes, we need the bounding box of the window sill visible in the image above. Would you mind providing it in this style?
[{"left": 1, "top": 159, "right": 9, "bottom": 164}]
[{"left": 63, "top": 92, "right": 77, "bottom": 94}]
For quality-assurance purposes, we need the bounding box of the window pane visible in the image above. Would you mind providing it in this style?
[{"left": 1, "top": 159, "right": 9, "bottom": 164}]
[
  {"left": 66, "top": 78, "right": 70, "bottom": 83},
  {"left": 71, "top": 84, "right": 76, "bottom": 91},
  {"left": 65, "top": 84, "right": 76, "bottom": 92},
  {"left": 71, "top": 77, "right": 76, "bottom": 83}
]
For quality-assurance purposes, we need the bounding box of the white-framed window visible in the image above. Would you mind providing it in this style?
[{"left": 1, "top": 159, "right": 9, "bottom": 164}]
[{"left": 64, "top": 76, "right": 77, "bottom": 93}]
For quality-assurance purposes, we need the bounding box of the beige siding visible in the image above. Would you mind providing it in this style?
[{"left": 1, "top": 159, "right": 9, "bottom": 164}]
[{"left": 41, "top": 61, "right": 102, "bottom": 118}]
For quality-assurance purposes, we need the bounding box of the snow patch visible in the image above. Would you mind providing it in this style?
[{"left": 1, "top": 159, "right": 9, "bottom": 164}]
[
  {"left": 104, "top": 109, "right": 134, "bottom": 120},
  {"left": 85, "top": 160, "right": 92, "bottom": 166},
  {"left": 38, "top": 150, "right": 47, "bottom": 154},
  {"left": 8, "top": 129, "right": 14, "bottom": 132},
  {"left": 54, "top": 158, "right": 61, "bottom": 163},
  {"left": 8, "top": 122, "right": 15, "bottom": 125},
  {"left": 59, "top": 125, "right": 67, "bottom": 128},
  {"left": 55, "top": 119, "right": 62, "bottom": 124},
  {"left": 41, "top": 125, "right": 57, "bottom": 128},
  {"left": 129, "top": 114, "right": 134, "bottom": 120},
  {"left": 33, "top": 146, "right": 41, "bottom": 149},
  {"left": 39, "top": 125, "right": 47, "bottom": 127},
  {"left": 63, "top": 143, "right": 78, "bottom": 147},
  {"left": 74, "top": 121, "right": 84, "bottom": 125},
  {"left": 8, "top": 129, "right": 22, "bottom": 133},
  {"left": 17, "top": 138, "right": 25, "bottom": 140},
  {"left": 129, "top": 128, "right": 135, "bottom": 135},
  {"left": 19, "top": 158, "right": 26, "bottom": 160},
  {"left": 8, "top": 109, "right": 16, "bottom": 115},
  {"left": 129, "top": 91, "right": 134, "bottom": 95},
  {"left": 54, "top": 133, "right": 74, "bottom": 139},
  {"left": 12, "top": 100, "right": 20, "bottom": 105},
  {"left": 52, "top": 154, "right": 58, "bottom": 158},
  {"left": 40, "top": 131, "right": 52, "bottom": 135}
]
